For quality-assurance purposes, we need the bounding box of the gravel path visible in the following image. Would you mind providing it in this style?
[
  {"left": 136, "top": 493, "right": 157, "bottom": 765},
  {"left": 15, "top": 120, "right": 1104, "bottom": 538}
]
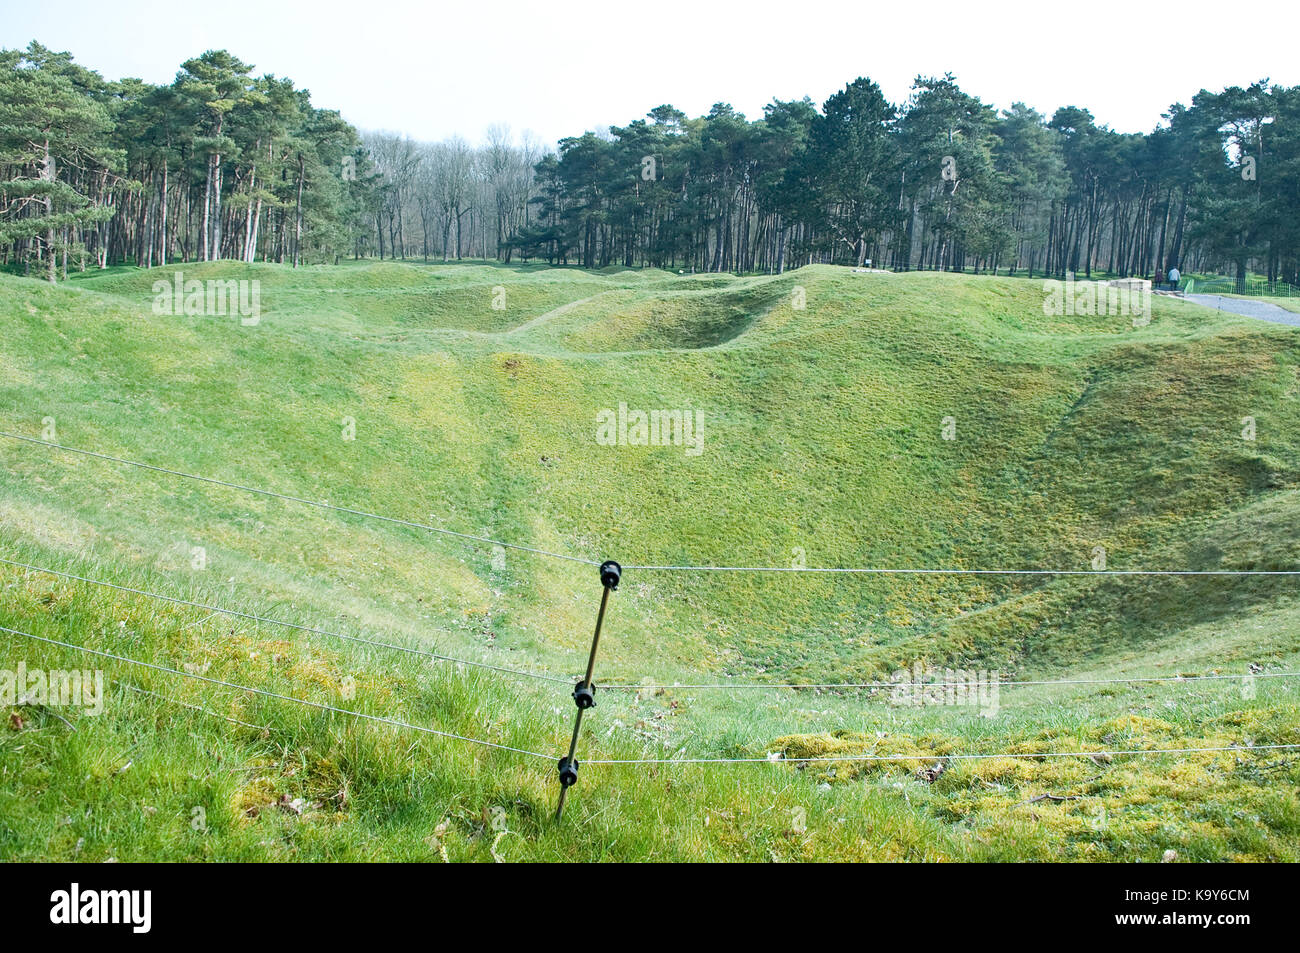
[{"left": 1183, "top": 294, "right": 1300, "bottom": 326}]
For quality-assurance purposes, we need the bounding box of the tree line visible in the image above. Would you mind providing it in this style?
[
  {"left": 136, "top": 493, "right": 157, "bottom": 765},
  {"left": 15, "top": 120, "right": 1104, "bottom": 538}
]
[
  {"left": 3, "top": 40, "right": 1297, "bottom": 292},
  {"left": 1, "top": 42, "right": 367, "bottom": 280},
  {"left": 516, "top": 77, "right": 1300, "bottom": 290}
]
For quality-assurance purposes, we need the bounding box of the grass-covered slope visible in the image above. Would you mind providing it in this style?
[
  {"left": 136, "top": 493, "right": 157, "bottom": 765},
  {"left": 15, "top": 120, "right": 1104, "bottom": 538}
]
[{"left": 1, "top": 260, "right": 1298, "bottom": 860}]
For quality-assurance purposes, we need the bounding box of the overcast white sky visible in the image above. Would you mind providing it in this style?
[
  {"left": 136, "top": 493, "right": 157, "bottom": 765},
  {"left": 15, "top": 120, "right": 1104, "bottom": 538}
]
[{"left": 3, "top": 0, "right": 1293, "bottom": 147}]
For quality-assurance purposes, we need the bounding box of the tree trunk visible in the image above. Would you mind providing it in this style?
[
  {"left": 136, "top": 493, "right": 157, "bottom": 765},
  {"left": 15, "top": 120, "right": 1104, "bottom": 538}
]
[
  {"left": 42, "top": 139, "right": 57, "bottom": 283},
  {"left": 293, "top": 154, "right": 305, "bottom": 268}
]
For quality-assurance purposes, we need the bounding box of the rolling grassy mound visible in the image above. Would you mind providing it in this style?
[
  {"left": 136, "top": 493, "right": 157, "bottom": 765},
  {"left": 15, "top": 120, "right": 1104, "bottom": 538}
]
[{"left": 2, "top": 260, "right": 1298, "bottom": 860}]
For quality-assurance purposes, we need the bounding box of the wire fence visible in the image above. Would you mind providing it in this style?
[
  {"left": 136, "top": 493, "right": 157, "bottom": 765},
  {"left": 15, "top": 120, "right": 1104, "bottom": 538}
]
[
  {"left": 7, "top": 622, "right": 1297, "bottom": 769},
  {"left": 5, "top": 554, "right": 1293, "bottom": 696},
  {"left": 622, "top": 562, "right": 1300, "bottom": 575},
  {"left": 1180, "top": 275, "right": 1300, "bottom": 298},
  {"left": 599, "top": 669, "right": 1300, "bottom": 691},
  {"left": 583, "top": 743, "right": 1300, "bottom": 765},
  {"left": 0, "top": 623, "right": 553, "bottom": 760},
  {"left": 116, "top": 679, "right": 270, "bottom": 732},
  {"left": 0, "top": 555, "right": 570, "bottom": 686},
  {"left": 2, "top": 428, "right": 1299, "bottom": 813}
]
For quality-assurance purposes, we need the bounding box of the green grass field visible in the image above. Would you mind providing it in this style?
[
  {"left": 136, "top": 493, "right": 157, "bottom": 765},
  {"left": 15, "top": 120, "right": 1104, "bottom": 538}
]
[{"left": 2, "top": 260, "right": 1299, "bottom": 861}]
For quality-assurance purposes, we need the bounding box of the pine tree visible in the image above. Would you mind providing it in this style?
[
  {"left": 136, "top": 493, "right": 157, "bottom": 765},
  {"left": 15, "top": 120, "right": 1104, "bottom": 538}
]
[{"left": 0, "top": 43, "right": 117, "bottom": 281}]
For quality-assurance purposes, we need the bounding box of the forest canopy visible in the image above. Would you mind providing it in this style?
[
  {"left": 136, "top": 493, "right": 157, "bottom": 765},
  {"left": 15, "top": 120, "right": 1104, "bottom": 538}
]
[{"left": 2, "top": 40, "right": 1295, "bottom": 290}]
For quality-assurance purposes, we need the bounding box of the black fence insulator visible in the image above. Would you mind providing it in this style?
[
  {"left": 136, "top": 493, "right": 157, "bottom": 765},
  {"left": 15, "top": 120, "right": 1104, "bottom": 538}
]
[
  {"left": 572, "top": 681, "right": 595, "bottom": 709},
  {"left": 557, "top": 757, "right": 578, "bottom": 788}
]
